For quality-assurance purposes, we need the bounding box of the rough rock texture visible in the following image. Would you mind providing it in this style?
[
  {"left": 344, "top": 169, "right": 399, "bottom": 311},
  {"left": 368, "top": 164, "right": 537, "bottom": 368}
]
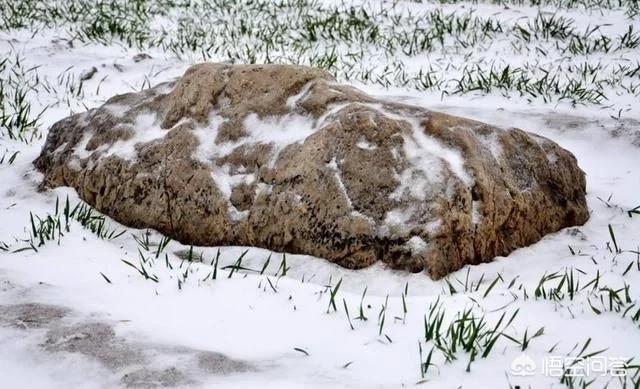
[{"left": 34, "top": 63, "right": 589, "bottom": 278}]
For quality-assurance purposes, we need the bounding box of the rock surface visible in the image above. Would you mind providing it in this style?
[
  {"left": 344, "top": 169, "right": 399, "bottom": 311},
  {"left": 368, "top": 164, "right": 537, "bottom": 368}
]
[{"left": 34, "top": 63, "right": 589, "bottom": 278}]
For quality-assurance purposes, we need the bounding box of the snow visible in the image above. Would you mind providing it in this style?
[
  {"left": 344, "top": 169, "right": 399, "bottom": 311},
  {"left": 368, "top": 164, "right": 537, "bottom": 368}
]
[
  {"left": 103, "top": 112, "right": 169, "bottom": 161},
  {"left": 242, "top": 113, "right": 316, "bottom": 164},
  {"left": 405, "top": 236, "right": 429, "bottom": 255},
  {"left": 2, "top": 1, "right": 640, "bottom": 388},
  {"left": 355, "top": 137, "right": 377, "bottom": 150},
  {"left": 368, "top": 105, "right": 474, "bottom": 202},
  {"left": 475, "top": 130, "right": 503, "bottom": 161},
  {"left": 189, "top": 111, "right": 319, "bottom": 220},
  {"left": 191, "top": 114, "right": 227, "bottom": 164},
  {"left": 383, "top": 207, "right": 414, "bottom": 228},
  {"left": 286, "top": 81, "right": 315, "bottom": 109},
  {"left": 472, "top": 201, "right": 482, "bottom": 225},
  {"left": 327, "top": 157, "right": 374, "bottom": 224},
  {"left": 327, "top": 158, "right": 350, "bottom": 204}
]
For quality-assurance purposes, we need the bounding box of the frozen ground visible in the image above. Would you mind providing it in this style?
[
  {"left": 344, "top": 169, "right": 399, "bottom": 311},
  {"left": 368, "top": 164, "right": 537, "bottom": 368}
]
[{"left": 1, "top": 0, "right": 640, "bottom": 388}]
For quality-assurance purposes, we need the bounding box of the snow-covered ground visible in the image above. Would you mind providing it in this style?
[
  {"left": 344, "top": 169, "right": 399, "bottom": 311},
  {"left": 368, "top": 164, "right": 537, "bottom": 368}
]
[{"left": 1, "top": 0, "right": 639, "bottom": 388}]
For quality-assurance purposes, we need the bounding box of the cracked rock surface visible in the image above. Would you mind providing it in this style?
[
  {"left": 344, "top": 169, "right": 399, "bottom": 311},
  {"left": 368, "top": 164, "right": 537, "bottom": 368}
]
[{"left": 34, "top": 63, "right": 589, "bottom": 278}]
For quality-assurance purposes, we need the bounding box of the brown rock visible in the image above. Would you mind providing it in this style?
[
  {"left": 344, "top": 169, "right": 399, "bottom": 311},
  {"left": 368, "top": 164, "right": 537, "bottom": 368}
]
[{"left": 34, "top": 63, "right": 589, "bottom": 278}]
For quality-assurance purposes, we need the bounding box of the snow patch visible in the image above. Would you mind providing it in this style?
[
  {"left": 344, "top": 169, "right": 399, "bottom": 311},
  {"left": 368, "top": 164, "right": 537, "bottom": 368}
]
[
  {"left": 327, "top": 157, "right": 351, "bottom": 205},
  {"left": 384, "top": 207, "right": 413, "bottom": 228},
  {"left": 406, "top": 236, "right": 428, "bottom": 254},
  {"left": 326, "top": 158, "right": 374, "bottom": 224},
  {"left": 191, "top": 114, "right": 226, "bottom": 164},
  {"left": 286, "top": 81, "right": 314, "bottom": 109},
  {"left": 191, "top": 111, "right": 313, "bottom": 165},
  {"left": 361, "top": 104, "right": 473, "bottom": 201},
  {"left": 425, "top": 219, "right": 442, "bottom": 234},
  {"left": 382, "top": 206, "right": 442, "bottom": 236},
  {"left": 475, "top": 129, "right": 503, "bottom": 161},
  {"left": 244, "top": 113, "right": 315, "bottom": 148},
  {"left": 67, "top": 158, "right": 81, "bottom": 172},
  {"left": 356, "top": 137, "right": 377, "bottom": 150},
  {"left": 209, "top": 166, "right": 254, "bottom": 222},
  {"left": 472, "top": 200, "right": 481, "bottom": 224},
  {"left": 209, "top": 166, "right": 254, "bottom": 199},
  {"left": 405, "top": 117, "right": 472, "bottom": 188},
  {"left": 74, "top": 112, "right": 173, "bottom": 161},
  {"left": 102, "top": 103, "right": 130, "bottom": 118},
  {"left": 105, "top": 113, "right": 171, "bottom": 160}
]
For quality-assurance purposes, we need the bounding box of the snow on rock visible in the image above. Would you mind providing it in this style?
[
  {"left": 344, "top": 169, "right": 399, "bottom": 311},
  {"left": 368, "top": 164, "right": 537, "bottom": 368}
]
[{"left": 34, "top": 63, "right": 588, "bottom": 278}]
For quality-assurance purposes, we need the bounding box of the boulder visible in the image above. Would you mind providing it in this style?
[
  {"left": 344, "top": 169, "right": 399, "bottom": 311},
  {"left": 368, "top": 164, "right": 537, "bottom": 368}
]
[{"left": 34, "top": 63, "right": 589, "bottom": 278}]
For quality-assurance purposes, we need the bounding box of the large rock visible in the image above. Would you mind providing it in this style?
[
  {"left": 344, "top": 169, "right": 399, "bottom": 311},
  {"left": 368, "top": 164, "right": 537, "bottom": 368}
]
[{"left": 34, "top": 63, "right": 589, "bottom": 278}]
